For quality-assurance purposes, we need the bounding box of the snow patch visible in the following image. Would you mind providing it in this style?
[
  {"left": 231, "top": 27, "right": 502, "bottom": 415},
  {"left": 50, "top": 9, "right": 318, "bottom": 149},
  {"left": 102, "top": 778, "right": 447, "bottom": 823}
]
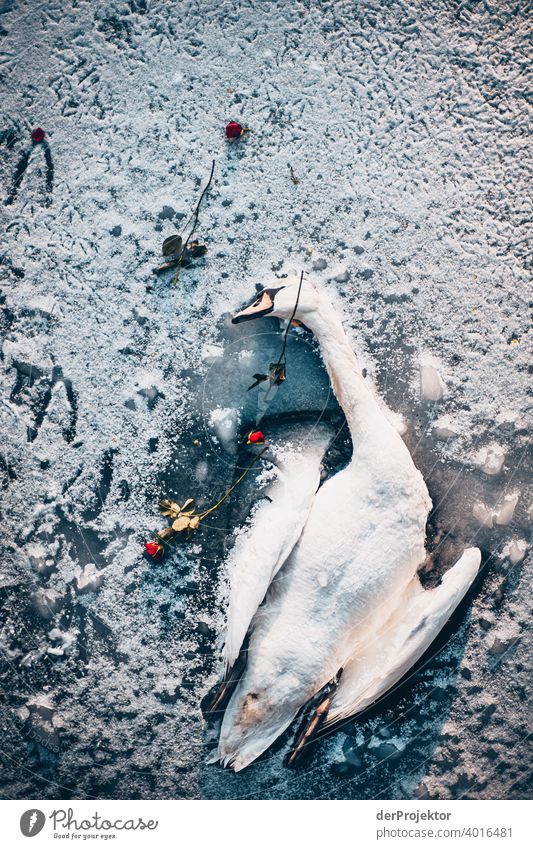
[
  {"left": 75, "top": 563, "right": 105, "bottom": 594},
  {"left": 208, "top": 406, "right": 241, "bottom": 454},
  {"left": 432, "top": 415, "right": 458, "bottom": 439}
]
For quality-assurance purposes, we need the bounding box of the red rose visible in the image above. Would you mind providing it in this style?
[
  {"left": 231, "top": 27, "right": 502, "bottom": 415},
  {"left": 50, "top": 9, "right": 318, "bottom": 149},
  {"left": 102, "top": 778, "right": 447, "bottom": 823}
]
[
  {"left": 247, "top": 430, "right": 265, "bottom": 444},
  {"left": 31, "top": 127, "right": 46, "bottom": 143},
  {"left": 225, "top": 121, "right": 248, "bottom": 139},
  {"left": 145, "top": 540, "right": 164, "bottom": 561}
]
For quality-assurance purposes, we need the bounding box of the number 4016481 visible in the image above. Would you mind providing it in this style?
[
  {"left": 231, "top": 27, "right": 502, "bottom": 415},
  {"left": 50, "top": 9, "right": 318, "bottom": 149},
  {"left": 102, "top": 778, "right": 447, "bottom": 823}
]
[{"left": 463, "top": 828, "right": 513, "bottom": 839}]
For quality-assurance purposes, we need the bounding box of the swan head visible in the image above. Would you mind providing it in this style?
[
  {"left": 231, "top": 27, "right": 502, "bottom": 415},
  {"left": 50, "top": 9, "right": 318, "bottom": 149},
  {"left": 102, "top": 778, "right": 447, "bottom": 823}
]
[
  {"left": 217, "top": 668, "right": 306, "bottom": 771},
  {"left": 232, "top": 274, "right": 319, "bottom": 324}
]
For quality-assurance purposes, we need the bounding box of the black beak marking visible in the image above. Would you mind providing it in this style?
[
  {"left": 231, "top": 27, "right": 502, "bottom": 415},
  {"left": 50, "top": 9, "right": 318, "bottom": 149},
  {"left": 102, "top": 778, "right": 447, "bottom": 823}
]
[
  {"left": 231, "top": 287, "right": 285, "bottom": 324},
  {"left": 231, "top": 306, "right": 273, "bottom": 324}
]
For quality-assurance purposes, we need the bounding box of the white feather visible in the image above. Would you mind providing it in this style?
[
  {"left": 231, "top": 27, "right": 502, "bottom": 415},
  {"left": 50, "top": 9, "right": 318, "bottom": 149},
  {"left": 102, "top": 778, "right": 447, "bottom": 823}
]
[
  {"left": 223, "top": 426, "right": 333, "bottom": 668},
  {"left": 327, "top": 547, "right": 481, "bottom": 724}
]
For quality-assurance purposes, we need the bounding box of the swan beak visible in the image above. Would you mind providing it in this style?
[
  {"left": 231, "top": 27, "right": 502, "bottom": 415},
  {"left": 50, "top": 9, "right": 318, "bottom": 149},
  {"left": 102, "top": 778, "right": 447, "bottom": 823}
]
[{"left": 232, "top": 290, "right": 274, "bottom": 324}]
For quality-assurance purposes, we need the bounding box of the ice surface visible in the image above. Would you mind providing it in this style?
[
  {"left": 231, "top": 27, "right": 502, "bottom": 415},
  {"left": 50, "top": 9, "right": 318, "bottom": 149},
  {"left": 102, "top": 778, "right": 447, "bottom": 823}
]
[{"left": 0, "top": 0, "right": 531, "bottom": 802}]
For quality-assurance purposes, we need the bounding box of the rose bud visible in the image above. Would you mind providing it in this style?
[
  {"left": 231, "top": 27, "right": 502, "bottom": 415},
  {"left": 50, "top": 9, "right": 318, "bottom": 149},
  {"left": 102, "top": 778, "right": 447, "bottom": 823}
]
[
  {"left": 225, "top": 121, "right": 250, "bottom": 140},
  {"left": 145, "top": 540, "right": 164, "bottom": 561},
  {"left": 31, "top": 128, "right": 46, "bottom": 143},
  {"left": 247, "top": 430, "right": 265, "bottom": 444}
]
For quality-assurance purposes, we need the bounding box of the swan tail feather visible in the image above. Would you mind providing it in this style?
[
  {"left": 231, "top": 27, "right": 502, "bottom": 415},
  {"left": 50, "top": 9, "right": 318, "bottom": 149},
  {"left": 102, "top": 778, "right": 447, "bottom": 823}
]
[
  {"left": 326, "top": 546, "right": 482, "bottom": 726},
  {"left": 202, "top": 645, "right": 248, "bottom": 720}
]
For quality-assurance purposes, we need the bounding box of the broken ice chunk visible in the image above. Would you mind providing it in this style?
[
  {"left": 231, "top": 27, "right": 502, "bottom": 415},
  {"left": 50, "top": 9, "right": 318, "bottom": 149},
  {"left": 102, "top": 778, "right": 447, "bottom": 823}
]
[
  {"left": 137, "top": 385, "right": 161, "bottom": 404},
  {"left": 420, "top": 361, "right": 446, "bottom": 401},
  {"left": 334, "top": 269, "right": 350, "bottom": 283},
  {"left": 488, "top": 631, "right": 520, "bottom": 657},
  {"left": 495, "top": 492, "right": 520, "bottom": 526},
  {"left": 26, "top": 540, "right": 58, "bottom": 575},
  {"left": 31, "top": 588, "right": 62, "bottom": 620},
  {"left": 134, "top": 370, "right": 165, "bottom": 408},
  {"left": 472, "top": 502, "right": 494, "bottom": 527},
  {"left": 195, "top": 460, "right": 209, "bottom": 482},
  {"left": 26, "top": 694, "right": 54, "bottom": 721},
  {"left": 25, "top": 694, "right": 61, "bottom": 750},
  {"left": 473, "top": 492, "right": 520, "bottom": 528},
  {"left": 47, "top": 628, "right": 77, "bottom": 656},
  {"left": 502, "top": 539, "right": 527, "bottom": 565},
  {"left": 476, "top": 444, "right": 505, "bottom": 476},
  {"left": 201, "top": 343, "right": 224, "bottom": 362}
]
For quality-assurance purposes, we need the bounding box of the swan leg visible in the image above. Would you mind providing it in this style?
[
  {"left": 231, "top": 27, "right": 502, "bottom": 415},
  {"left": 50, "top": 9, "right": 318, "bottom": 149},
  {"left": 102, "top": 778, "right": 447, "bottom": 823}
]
[
  {"left": 287, "top": 669, "right": 342, "bottom": 766},
  {"left": 327, "top": 547, "right": 482, "bottom": 726}
]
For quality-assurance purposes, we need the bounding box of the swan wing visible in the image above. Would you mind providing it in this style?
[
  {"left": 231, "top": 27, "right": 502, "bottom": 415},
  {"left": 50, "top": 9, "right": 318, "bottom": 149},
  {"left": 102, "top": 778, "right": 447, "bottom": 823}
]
[
  {"left": 222, "top": 424, "right": 333, "bottom": 668},
  {"left": 326, "top": 547, "right": 482, "bottom": 725},
  {"left": 216, "top": 469, "right": 430, "bottom": 770}
]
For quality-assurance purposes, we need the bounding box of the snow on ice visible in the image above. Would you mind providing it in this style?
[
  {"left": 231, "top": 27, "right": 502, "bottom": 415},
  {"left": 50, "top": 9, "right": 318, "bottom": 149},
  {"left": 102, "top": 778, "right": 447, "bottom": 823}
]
[{"left": 0, "top": 0, "right": 530, "bottom": 801}]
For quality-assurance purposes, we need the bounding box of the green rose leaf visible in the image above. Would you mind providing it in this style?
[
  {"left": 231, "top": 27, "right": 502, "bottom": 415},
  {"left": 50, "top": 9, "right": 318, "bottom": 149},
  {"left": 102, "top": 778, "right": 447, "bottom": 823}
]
[{"left": 162, "top": 234, "right": 183, "bottom": 257}]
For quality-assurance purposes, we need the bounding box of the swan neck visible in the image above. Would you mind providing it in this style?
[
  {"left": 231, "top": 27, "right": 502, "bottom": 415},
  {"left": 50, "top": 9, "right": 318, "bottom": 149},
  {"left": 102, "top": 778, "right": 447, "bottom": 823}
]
[{"left": 305, "top": 297, "right": 372, "bottom": 433}]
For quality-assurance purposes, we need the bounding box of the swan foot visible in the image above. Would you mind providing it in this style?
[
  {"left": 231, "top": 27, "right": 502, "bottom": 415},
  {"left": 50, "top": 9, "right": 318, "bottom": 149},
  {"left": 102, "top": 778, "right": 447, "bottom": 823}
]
[{"left": 287, "top": 670, "right": 342, "bottom": 767}]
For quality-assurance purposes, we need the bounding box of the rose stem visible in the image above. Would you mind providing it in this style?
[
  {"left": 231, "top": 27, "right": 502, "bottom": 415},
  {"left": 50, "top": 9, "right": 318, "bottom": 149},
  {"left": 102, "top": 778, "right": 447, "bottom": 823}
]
[{"left": 199, "top": 447, "right": 268, "bottom": 520}]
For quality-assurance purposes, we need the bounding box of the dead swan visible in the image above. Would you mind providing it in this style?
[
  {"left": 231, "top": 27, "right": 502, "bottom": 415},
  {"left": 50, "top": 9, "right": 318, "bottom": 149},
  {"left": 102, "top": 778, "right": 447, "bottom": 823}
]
[{"left": 211, "top": 274, "right": 480, "bottom": 771}]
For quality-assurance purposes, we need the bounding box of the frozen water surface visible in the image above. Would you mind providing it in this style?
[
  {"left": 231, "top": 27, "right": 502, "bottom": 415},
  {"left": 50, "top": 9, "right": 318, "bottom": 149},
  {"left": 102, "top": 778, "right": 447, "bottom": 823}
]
[{"left": 0, "top": 0, "right": 531, "bottom": 800}]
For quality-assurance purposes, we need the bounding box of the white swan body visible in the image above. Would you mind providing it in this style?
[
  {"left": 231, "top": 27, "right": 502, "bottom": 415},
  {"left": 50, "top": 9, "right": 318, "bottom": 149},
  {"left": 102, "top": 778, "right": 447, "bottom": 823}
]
[{"left": 214, "top": 276, "right": 481, "bottom": 771}]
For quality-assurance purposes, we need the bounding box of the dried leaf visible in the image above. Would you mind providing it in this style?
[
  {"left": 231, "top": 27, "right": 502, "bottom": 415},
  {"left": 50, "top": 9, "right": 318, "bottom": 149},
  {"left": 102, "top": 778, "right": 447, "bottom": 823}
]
[
  {"left": 186, "top": 241, "right": 207, "bottom": 257},
  {"left": 189, "top": 516, "right": 201, "bottom": 530},
  {"left": 162, "top": 234, "right": 183, "bottom": 257},
  {"left": 159, "top": 498, "right": 181, "bottom": 519},
  {"left": 153, "top": 258, "right": 181, "bottom": 275},
  {"left": 172, "top": 515, "right": 191, "bottom": 532}
]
